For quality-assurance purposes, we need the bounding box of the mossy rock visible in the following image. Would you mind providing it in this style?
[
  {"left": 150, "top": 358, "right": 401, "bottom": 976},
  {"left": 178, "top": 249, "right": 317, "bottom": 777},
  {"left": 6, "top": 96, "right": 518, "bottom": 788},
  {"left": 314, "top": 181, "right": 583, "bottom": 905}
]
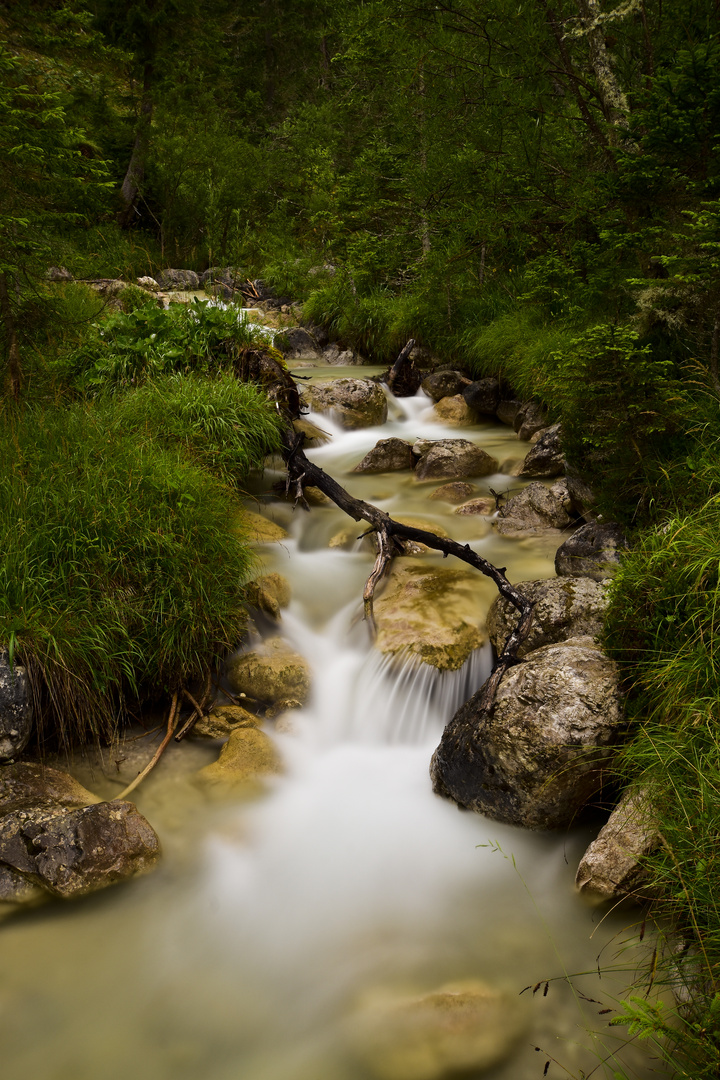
[
  {"left": 196, "top": 727, "right": 282, "bottom": 793},
  {"left": 245, "top": 573, "right": 292, "bottom": 618},
  {"left": 241, "top": 511, "right": 289, "bottom": 543},
  {"left": 225, "top": 637, "right": 311, "bottom": 705},
  {"left": 191, "top": 704, "right": 263, "bottom": 740}
]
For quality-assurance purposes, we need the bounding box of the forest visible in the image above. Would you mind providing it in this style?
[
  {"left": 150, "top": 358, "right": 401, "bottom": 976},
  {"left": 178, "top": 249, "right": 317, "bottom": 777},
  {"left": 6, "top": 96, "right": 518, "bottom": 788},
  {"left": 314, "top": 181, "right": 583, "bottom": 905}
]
[{"left": 2, "top": 0, "right": 720, "bottom": 1076}]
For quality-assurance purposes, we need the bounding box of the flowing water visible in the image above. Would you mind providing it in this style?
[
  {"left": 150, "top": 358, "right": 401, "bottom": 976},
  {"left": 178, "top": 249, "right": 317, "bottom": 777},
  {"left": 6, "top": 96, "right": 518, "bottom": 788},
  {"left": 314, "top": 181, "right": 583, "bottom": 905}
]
[{"left": 0, "top": 369, "right": 660, "bottom": 1080}]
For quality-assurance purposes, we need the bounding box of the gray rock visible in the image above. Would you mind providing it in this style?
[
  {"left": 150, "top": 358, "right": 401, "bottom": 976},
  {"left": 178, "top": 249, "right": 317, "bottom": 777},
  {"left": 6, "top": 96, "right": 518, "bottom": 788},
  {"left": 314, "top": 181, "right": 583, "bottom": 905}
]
[
  {"left": 304, "top": 379, "right": 388, "bottom": 429},
  {"left": 137, "top": 275, "right": 160, "bottom": 292},
  {"left": 0, "top": 800, "right": 159, "bottom": 899},
  {"left": 555, "top": 521, "right": 628, "bottom": 580},
  {"left": 159, "top": 268, "right": 200, "bottom": 290},
  {"left": 566, "top": 474, "right": 596, "bottom": 519},
  {"left": 274, "top": 327, "right": 321, "bottom": 359},
  {"left": 46, "top": 266, "right": 73, "bottom": 282},
  {"left": 462, "top": 378, "right": 501, "bottom": 416},
  {"left": 421, "top": 370, "right": 470, "bottom": 403},
  {"left": 0, "top": 653, "right": 32, "bottom": 761},
  {"left": 0, "top": 762, "right": 100, "bottom": 814},
  {"left": 430, "top": 639, "right": 624, "bottom": 828},
  {"left": 487, "top": 576, "right": 608, "bottom": 658},
  {"left": 200, "top": 266, "right": 243, "bottom": 291},
  {"left": 496, "top": 399, "right": 522, "bottom": 427},
  {"left": 515, "top": 400, "right": 548, "bottom": 440},
  {"left": 427, "top": 482, "right": 476, "bottom": 504},
  {"left": 354, "top": 438, "right": 415, "bottom": 473},
  {"left": 414, "top": 440, "right": 499, "bottom": 482},
  {"left": 495, "top": 479, "right": 573, "bottom": 534},
  {"left": 305, "top": 323, "right": 329, "bottom": 347},
  {"left": 576, "top": 787, "right": 658, "bottom": 902},
  {"left": 518, "top": 424, "right": 564, "bottom": 478}
]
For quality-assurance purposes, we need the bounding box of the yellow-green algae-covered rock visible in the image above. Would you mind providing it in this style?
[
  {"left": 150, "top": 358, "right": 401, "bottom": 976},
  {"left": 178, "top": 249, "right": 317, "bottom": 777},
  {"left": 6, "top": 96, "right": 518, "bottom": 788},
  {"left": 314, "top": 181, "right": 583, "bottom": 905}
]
[
  {"left": 245, "top": 573, "right": 292, "bottom": 619},
  {"left": 373, "top": 562, "right": 487, "bottom": 671},
  {"left": 346, "top": 979, "right": 526, "bottom": 1080},
  {"left": 225, "top": 637, "right": 311, "bottom": 705},
  {"left": 191, "top": 704, "right": 263, "bottom": 740},
  {"left": 431, "top": 394, "right": 475, "bottom": 427},
  {"left": 196, "top": 727, "right": 282, "bottom": 793},
  {"left": 241, "top": 511, "right": 289, "bottom": 543}
]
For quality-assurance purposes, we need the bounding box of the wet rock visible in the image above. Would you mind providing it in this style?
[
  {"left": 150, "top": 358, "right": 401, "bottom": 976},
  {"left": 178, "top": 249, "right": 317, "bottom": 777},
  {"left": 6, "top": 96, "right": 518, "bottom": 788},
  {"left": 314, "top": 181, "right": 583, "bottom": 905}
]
[
  {"left": 159, "top": 268, "right": 200, "bottom": 290},
  {"left": 0, "top": 799, "right": 160, "bottom": 900},
  {"left": 347, "top": 979, "right": 526, "bottom": 1080},
  {"left": 374, "top": 562, "right": 487, "bottom": 671},
  {"left": 245, "top": 573, "right": 292, "bottom": 619},
  {"left": 46, "top": 266, "right": 73, "bottom": 282},
  {"left": 420, "top": 371, "right": 470, "bottom": 402},
  {"left": 487, "top": 576, "right": 608, "bottom": 658},
  {"left": 241, "top": 510, "right": 290, "bottom": 543},
  {"left": 414, "top": 440, "right": 499, "bottom": 482},
  {"left": 518, "top": 424, "right": 564, "bottom": 478},
  {"left": 292, "top": 417, "right": 332, "bottom": 447},
  {"left": 555, "top": 521, "right": 628, "bottom": 580},
  {"left": 305, "top": 379, "right": 388, "bottom": 429},
  {"left": 354, "top": 439, "right": 415, "bottom": 473},
  {"left": 431, "top": 395, "right": 475, "bottom": 427},
  {"left": 323, "top": 343, "right": 356, "bottom": 366},
  {"left": 462, "top": 378, "right": 501, "bottom": 416},
  {"left": 200, "top": 266, "right": 243, "bottom": 293},
  {"left": 454, "top": 497, "right": 496, "bottom": 516},
  {"left": 566, "top": 474, "right": 596, "bottom": 518},
  {"left": 576, "top": 787, "right": 658, "bottom": 903},
  {"left": 225, "top": 637, "right": 311, "bottom": 706},
  {"left": 427, "top": 482, "right": 476, "bottom": 504},
  {"left": 0, "top": 653, "right": 33, "bottom": 761},
  {"left": 409, "top": 344, "right": 445, "bottom": 371},
  {"left": 0, "top": 763, "right": 99, "bottom": 814},
  {"left": 137, "top": 275, "right": 160, "bottom": 292},
  {"left": 303, "top": 485, "right": 332, "bottom": 506},
  {"left": 304, "top": 322, "right": 329, "bottom": 347},
  {"left": 515, "top": 400, "right": 548, "bottom": 440},
  {"left": 274, "top": 327, "right": 321, "bottom": 359},
  {"left": 196, "top": 727, "right": 281, "bottom": 793},
  {"left": 495, "top": 480, "right": 573, "bottom": 534},
  {"left": 431, "top": 639, "right": 623, "bottom": 828},
  {"left": 496, "top": 399, "right": 522, "bottom": 427},
  {"left": 191, "top": 704, "right": 262, "bottom": 740}
]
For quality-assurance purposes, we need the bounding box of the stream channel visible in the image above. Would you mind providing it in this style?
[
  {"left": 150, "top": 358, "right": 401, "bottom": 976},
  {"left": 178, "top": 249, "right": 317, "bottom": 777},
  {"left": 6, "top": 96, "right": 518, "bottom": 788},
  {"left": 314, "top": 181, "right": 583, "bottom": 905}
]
[{"left": 0, "top": 359, "right": 660, "bottom": 1080}]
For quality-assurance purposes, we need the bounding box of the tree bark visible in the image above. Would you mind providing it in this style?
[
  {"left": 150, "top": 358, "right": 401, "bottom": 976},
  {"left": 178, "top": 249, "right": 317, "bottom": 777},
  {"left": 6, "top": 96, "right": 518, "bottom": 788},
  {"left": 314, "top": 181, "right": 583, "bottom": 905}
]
[
  {"left": 118, "top": 60, "right": 154, "bottom": 228},
  {"left": 574, "top": 0, "right": 637, "bottom": 148}
]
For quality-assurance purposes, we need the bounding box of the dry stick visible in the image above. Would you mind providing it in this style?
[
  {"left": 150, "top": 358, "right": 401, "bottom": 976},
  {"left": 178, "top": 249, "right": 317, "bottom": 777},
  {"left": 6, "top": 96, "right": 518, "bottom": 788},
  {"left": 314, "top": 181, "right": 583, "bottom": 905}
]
[
  {"left": 175, "top": 671, "right": 213, "bottom": 742},
  {"left": 115, "top": 692, "right": 179, "bottom": 801},
  {"left": 281, "top": 430, "right": 534, "bottom": 710}
]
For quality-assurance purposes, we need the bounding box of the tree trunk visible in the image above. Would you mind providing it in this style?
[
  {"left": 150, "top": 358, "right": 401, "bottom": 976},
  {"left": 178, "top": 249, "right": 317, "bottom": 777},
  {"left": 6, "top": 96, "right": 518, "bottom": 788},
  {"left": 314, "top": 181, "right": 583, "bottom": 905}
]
[
  {"left": 574, "top": 0, "right": 636, "bottom": 147},
  {"left": 0, "top": 272, "right": 22, "bottom": 400},
  {"left": 118, "top": 60, "right": 154, "bottom": 228}
]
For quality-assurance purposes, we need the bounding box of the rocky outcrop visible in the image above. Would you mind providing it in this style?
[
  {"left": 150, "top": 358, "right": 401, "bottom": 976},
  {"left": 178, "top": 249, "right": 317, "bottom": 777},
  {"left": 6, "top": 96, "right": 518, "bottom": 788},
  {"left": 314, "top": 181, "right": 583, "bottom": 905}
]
[
  {"left": 354, "top": 438, "right": 415, "bottom": 473},
  {"left": 430, "top": 639, "right": 623, "bottom": 828},
  {"left": 159, "top": 269, "right": 200, "bottom": 290},
  {"left": 191, "top": 704, "right": 263, "bottom": 740},
  {"left": 431, "top": 395, "right": 475, "bottom": 426},
  {"left": 487, "top": 576, "right": 608, "bottom": 658},
  {"left": 518, "top": 424, "right": 564, "bottom": 478},
  {"left": 346, "top": 979, "right": 526, "bottom": 1080},
  {"left": 414, "top": 440, "right": 499, "bottom": 482},
  {"left": 462, "top": 378, "right": 501, "bottom": 416},
  {"left": 495, "top": 480, "right": 573, "bottom": 534},
  {"left": 373, "top": 562, "right": 486, "bottom": 671},
  {"left": 420, "top": 370, "right": 469, "bottom": 402},
  {"left": 196, "top": 727, "right": 281, "bottom": 793},
  {"left": 305, "top": 379, "right": 388, "bottom": 429},
  {"left": 225, "top": 637, "right": 311, "bottom": 706},
  {"left": 426, "top": 482, "right": 476, "bottom": 504},
  {"left": 0, "top": 653, "right": 33, "bottom": 762},
  {"left": 274, "top": 327, "right": 321, "bottom": 359},
  {"left": 576, "top": 787, "right": 658, "bottom": 902},
  {"left": 555, "top": 521, "right": 628, "bottom": 580},
  {"left": 0, "top": 764, "right": 159, "bottom": 903},
  {"left": 245, "top": 573, "right": 292, "bottom": 619}
]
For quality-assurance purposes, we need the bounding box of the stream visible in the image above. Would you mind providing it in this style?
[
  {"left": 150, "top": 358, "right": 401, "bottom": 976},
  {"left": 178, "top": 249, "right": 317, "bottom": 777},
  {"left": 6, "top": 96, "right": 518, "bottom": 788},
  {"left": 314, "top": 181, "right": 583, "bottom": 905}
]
[{"left": 0, "top": 363, "right": 660, "bottom": 1080}]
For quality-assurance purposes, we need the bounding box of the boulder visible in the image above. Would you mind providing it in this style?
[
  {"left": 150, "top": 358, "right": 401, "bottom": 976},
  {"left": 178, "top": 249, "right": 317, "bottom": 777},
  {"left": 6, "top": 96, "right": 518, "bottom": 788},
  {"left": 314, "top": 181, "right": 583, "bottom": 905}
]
[
  {"left": 200, "top": 266, "right": 243, "bottom": 291},
  {"left": 427, "top": 482, "right": 476, "bottom": 504},
  {"left": 414, "top": 440, "right": 499, "bottom": 482},
  {"left": 245, "top": 573, "right": 292, "bottom": 619},
  {"left": 137, "top": 276, "right": 160, "bottom": 292},
  {"left": 304, "top": 379, "right": 388, "bottom": 429},
  {"left": 347, "top": 979, "right": 526, "bottom": 1080},
  {"left": 514, "top": 400, "right": 548, "bottom": 440},
  {"left": 225, "top": 637, "right": 311, "bottom": 705},
  {"left": 46, "top": 266, "right": 73, "bottom": 282},
  {"left": 496, "top": 399, "right": 522, "bottom": 427},
  {"left": 323, "top": 343, "right": 356, "bottom": 366},
  {"left": 555, "top": 521, "right": 628, "bottom": 580},
  {"left": 518, "top": 424, "right": 564, "bottom": 478},
  {"left": 195, "top": 727, "right": 281, "bottom": 793},
  {"left": 566, "top": 474, "right": 596, "bottom": 518},
  {"left": 191, "top": 704, "right": 262, "bottom": 740},
  {"left": 486, "top": 576, "right": 608, "bottom": 658},
  {"left": 431, "top": 395, "right": 475, "bottom": 426},
  {"left": 0, "top": 763, "right": 99, "bottom": 814},
  {"left": 274, "top": 327, "right": 321, "bottom": 359},
  {"left": 575, "top": 787, "right": 658, "bottom": 902},
  {"left": 0, "top": 653, "right": 33, "bottom": 761},
  {"left": 0, "top": 798, "right": 159, "bottom": 900},
  {"left": 292, "top": 417, "right": 331, "bottom": 447},
  {"left": 420, "top": 371, "right": 470, "bottom": 403},
  {"left": 454, "top": 497, "right": 496, "bottom": 516},
  {"left": 159, "top": 269, "right": 200, "bottom": 291},
  {"left": 354, "top": 439, "right": 415, "bottom": 473},
  {"left": 462, "top": 378, "right": 501, "bottom": 416},
  {"left": 241, "top": 510, "right": 290, "bottom": 543},
  {"left": 430, "top": 639, "right": 623, "bottom": 828},
  {"left": 374, "top": 562, "right": 487, "bottom": 671},
  {"left": 495, "top": 480, "right": 573, "bottom": 534},
  {"left": 305, "top": 322, "right": 329, "bottom": 347},
  {"left": 409, "top": 344, "right": 446, "bottom": 372}
]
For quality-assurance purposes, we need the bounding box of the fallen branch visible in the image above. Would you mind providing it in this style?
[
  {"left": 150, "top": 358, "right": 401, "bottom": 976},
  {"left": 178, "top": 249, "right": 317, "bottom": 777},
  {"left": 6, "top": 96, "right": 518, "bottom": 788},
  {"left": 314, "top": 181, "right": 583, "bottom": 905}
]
[
  {"left": 386, "top": 338, "right": 416, "bottom": 395},
  {"left": 174, "top": 671, "right": 213, "bottom": 741},
  {"left": 115, "top": 691, "right": 179, "bottom": 800}
]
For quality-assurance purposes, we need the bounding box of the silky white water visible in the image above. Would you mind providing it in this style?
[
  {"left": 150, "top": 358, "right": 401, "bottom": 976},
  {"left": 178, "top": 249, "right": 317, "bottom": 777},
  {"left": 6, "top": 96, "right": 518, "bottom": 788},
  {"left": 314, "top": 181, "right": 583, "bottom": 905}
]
[{"left": 0, "top": 373, "right": 660, "bottom": 1080}]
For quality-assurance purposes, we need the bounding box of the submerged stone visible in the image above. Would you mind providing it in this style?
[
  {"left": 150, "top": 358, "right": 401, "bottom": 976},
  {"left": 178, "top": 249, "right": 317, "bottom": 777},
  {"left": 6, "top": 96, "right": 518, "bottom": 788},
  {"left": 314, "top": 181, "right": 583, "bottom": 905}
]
[
  {"left": 196, "top": 727, "right": 282, "bottom": 793},
  {"left": 431, "top": 395, "right": 475, "bottom": 427},
  {"left": 245, "top": 573, "right": 292, "bottom": 619},
  {"left": 426, "top": 482, "right": 476, "bottom": 504},
  {"left": 241, "top": 511, "right": 290, "bottom": 543},
  {"left": 191, "top": 704, "right": 262, "bottom": 740}
]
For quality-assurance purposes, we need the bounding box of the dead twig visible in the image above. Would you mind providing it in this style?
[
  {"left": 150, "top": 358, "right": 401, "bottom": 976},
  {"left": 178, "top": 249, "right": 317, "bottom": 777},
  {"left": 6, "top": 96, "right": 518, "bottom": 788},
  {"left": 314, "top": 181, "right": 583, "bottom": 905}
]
[{"left": 115, "top": 692, "right": 179, "bottom": 800}]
